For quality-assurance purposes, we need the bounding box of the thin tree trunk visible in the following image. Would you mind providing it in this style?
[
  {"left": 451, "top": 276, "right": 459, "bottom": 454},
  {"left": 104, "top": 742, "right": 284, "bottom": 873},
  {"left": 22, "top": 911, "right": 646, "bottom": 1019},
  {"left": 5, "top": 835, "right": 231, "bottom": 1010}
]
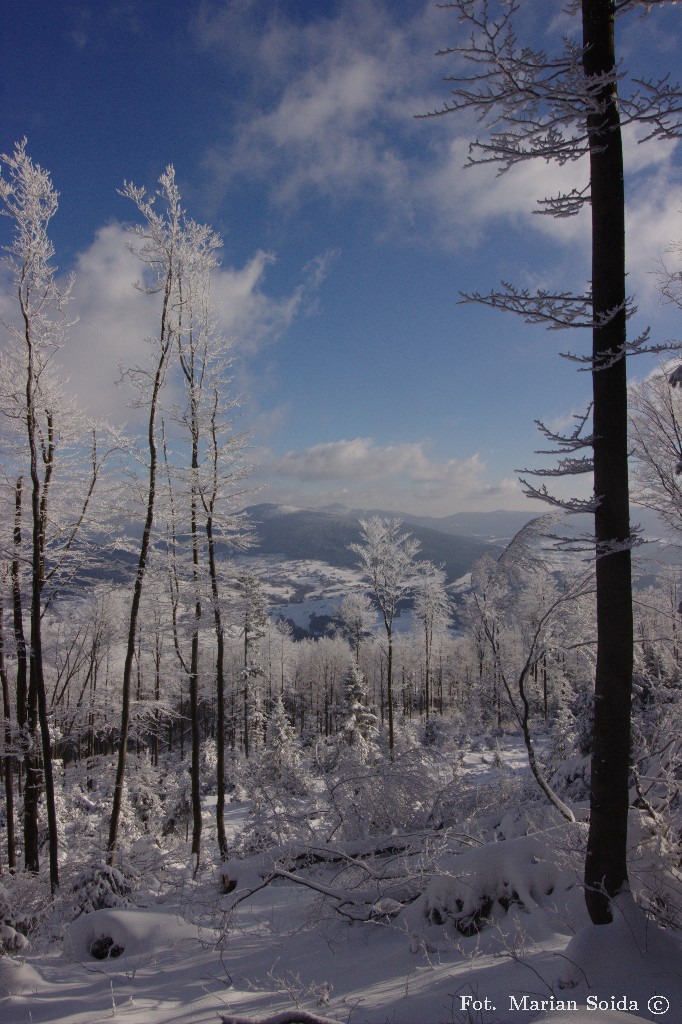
[
  {"left": 107, "top": 273, "right": 174, "bottom": 866},
  {"left": 0, "top": 592, "right": 16, "bottom": 871},
  {"left": 582, "top": 0, "right": 634, "bottom": 925},
  {"left": 24, "top": 314, "right": 59, "bottom": 891},
  {"left": 386, "top": 627, "right": 394, "bottom": 751},
  {"left": 189, "top": 488, "right": 203, "bottom": 870},
  {"left": 11, "top": 478, "right": 36, "bottom": 871},
  {"left": 207, "top": 514, "right": 228, "bottom": 861}
]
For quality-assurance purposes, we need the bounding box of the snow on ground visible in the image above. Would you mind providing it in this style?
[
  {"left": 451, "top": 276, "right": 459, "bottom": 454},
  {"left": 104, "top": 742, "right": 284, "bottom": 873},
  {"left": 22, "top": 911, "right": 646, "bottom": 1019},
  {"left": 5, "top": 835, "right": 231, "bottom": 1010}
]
[
  {"left": 237, "top": 555, "right": 421, "bottom": 635},
  {"left": 3, "top": 745, "right": 682, "bottom": 1024}
]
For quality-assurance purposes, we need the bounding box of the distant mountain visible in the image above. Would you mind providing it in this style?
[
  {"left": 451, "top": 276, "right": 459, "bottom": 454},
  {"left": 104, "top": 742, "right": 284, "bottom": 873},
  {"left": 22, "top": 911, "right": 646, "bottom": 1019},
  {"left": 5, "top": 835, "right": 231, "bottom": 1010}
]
[
  {"left": 398, "top": 509, "right": 537, "bottom": 543},
  {"left": 241, "top": 503, "right": 494, "bottom": 584}
]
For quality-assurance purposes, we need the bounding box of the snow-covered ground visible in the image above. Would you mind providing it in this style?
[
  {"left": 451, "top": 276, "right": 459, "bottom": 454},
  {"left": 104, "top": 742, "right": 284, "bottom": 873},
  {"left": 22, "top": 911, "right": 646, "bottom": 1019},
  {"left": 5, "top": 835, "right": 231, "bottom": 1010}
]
[
  {"left": 3, "top": 742, "right": 681, "bottom": 1024},
  {"left": 236, "top": 554, "right": 456, "bottom": 635}
]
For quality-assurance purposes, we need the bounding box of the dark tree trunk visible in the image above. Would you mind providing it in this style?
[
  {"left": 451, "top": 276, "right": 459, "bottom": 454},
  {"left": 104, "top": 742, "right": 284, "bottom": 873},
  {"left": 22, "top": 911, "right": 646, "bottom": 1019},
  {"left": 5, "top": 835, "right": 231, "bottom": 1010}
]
[
  {"left": 25, "top": 340, "right": 59, "bottom": 891},
  {"left": 189, "top": 491, "right": 203, "bottom": 870},
  {"left": 11, "top": 478, "right": 36, "bottom": 871},
  {"left": 207, "top": 515, "right": 228, "bottom": 861},
  {"left": 0, "top": 594, "right": 16, "bottom": 871},
  {"left": 582, "top": 0, "right": 634, "bottom": 925},
  {"left": 386, "top": 627, "right": 394, "bottom": 751}
]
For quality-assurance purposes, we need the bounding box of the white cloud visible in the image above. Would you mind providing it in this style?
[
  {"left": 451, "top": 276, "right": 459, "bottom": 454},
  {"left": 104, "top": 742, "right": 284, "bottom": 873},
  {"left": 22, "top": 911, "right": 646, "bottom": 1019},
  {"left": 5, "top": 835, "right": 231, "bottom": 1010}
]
[
  {"left": 254, "top": 437, "right": 525, "bottom": 514},
  {"left": 195, "top": 0, "right": 437, "bottom": 221},
  {"left": 13, "top": 222, "right": 328, "bottom": 426},
  {"left": 194, "top": 0, "right": 682, "bottom": 327}
]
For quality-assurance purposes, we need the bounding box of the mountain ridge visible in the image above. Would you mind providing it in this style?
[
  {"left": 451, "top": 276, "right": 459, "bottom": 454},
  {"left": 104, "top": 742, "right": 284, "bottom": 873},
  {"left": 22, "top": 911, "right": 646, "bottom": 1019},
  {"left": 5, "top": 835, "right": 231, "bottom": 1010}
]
[{"left": 241, "top": 502, "right": 501, "bottom": 583}]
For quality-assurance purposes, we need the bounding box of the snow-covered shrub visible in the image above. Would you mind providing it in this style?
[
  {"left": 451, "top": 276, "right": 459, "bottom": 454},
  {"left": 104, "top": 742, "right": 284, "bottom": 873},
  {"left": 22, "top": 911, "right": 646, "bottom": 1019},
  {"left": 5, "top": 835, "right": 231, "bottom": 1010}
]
[
  {"left": 126, "top": 756, "right": 164, "bottom": 833},
  {"left": 550, "top": 753, "right": 591, "bottom": 803},
  {"left": 0, "top": 884, "right": 33, "bottom": 956},
  {"left": 546, "top": 697, "right": 578, "bottom": 771},
  {"left": 422, "top": 717, "right": 453, "bottom": 749},
  {"left": 70, "top": 864, "right": 137, "bottom": 919},
  {"left": 571, "top": 681, "right": 594, "bottom": 757},
  {"left": 235, "top": 698, "right": 314, "bottom": 856},
  {"left": 234, "top": 783, "right": 314, "bottom": 856},
  {"left": 199, "top": 739, "right": 218, "bottom": 795},
  {"left": 322, "top": 745, "right": 438, "bottom": 841},
  {"left": 162, "top": 784, "right": 192, "bottom": 840},
  {"left": 415, "top": 829, "right": 582, "bottom": 940}
]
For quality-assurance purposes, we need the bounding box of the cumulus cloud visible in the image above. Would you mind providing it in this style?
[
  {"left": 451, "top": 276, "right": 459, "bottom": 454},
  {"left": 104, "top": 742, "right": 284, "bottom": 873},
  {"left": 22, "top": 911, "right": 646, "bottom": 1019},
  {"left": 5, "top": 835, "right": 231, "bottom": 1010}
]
[
  {"left": 195, "top": 0, "right": 437, "bottom": 221},
  {"left": 194, "top": 0, "right": 682, "bottom": 322},
  {"left": 47, "top": 224, "right": 328, "bottom": 424},
  {"left": 254, "top": 437, "right": 524, "bottom": 515}
]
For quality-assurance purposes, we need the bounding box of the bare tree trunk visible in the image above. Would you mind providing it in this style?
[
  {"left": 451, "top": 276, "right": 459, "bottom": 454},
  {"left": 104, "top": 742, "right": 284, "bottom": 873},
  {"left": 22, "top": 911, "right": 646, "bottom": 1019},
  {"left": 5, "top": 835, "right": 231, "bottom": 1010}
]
[
  {"left": 10, "top": 478, "right": 36, "bottom": 871},
  {"left": 25, "top": 328, "right": 59, "bottom": 892},
  {"left": 582, "top": 0, "right": 634, "bottom": 925},
  {"left": 386, "top": 626, "right": 394, "bottom": 751},
  {"left": 0, "top": 592, "right": 16, "bottom": 871},
  {"left": 107, "top": 277, "right": 174, "bottom": 866},
  {"left": 206, "top": 514, "right": 228, "bottom": 861},
  {"left": 189, "top": 488, "right": 203, "bottom": 870}
]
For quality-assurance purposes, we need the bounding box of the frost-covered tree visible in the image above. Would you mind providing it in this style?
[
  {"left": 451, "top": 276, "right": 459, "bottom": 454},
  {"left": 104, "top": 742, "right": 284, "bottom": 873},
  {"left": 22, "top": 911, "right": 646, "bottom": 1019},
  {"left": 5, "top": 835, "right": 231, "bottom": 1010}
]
[
  {"left": 0, "top": 141, "right": 115, "bottom": 891},
  {"left": 337, "top": 592, "right": 375, "bottom": 664},
  {"left": 263, "top": 693, "right": 302, "bottom": 786},
  {"left": 160, "top": 210, "right": 252, "bottom": 869},
  {"left": 350, "top": 517, "right": 420, "bottom": 750},
  {"left": 413, "top": 561, "right": 451, "bottom": 720},
  {"left": 466, "top": 517, "right": 594, "bottom": 821},
  {"left": 630, "top": 365, "right": 682, "bottom": 538},
  {"left": 108, "top": 168, "right": 187, "bottom": 866},
  {"left": 426, "top": 0, "right": 682, "bottom": 924},
  {"left": 336, "top": 662, "right": 377, "bottom": 763},
  {"left": 199, "top": 387, "right": 252, "bottom": 860},
  {"left": 236, "top": 571, "right": 268, "bottom": 758}
]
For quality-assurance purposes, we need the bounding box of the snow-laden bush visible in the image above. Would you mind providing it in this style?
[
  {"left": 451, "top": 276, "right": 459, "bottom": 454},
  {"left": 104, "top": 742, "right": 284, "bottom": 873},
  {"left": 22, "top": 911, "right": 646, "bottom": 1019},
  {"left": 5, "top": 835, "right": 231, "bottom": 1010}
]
[
  {"left": 572, "top": 681, "right": 594, "bottom": 757},
  {"left": 412, "top": 827, "right": 585, "bottom": 943},
  {"left": 0, "top": 884, "right": 32, "bottom": 956},
  {"left": 550, "top": 753, "right": 591, "bottom": 803},
  {"left": 234, "top": 788, "right": 315, "bottom": 856},
  {"left": 422, "top": 717, "right": 454, "bottom": 749},
  {"left": 126, "top": 756, "right": 165, "bottom": 833},
  {"left": 70, "top": 864, "right": 137, "bottom": 919},
  {"left": 160, "top": 755, "right": 201, "bottom": 839},
  {"left": 234, "top": 697, "right": 314, "bottom": 856},
  {"left": 321, "top": 745, "right": 442, "bottom": 841}
]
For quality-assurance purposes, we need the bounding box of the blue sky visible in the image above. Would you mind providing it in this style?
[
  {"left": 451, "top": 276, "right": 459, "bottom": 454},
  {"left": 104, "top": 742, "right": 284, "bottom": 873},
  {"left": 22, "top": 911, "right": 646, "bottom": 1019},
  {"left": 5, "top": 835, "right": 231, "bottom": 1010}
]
[{"left": 3, "top": 0, "right": 682, "bottom": 516}]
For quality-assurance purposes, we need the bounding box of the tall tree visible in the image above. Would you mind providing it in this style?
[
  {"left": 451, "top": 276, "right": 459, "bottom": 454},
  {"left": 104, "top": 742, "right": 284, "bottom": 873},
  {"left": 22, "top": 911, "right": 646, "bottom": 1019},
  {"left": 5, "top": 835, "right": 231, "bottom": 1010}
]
[
  {"left": 413, "top": 561, "right": 451, "bottom": 720},
  {"left": 350, "top": 517, "right": 420, "bottom": 750},
  {"left": 199, "top": 387, "right": 252, "bottom": 863},
  {"left": 337, "top": 592, "right": 375, "bottom": 664},
  {"left": 0, "top": 142, "right": 110, "bottom": 891},
  {"left": 426, "top": 0, "right": 681, "bottom": 922},
  {"left": 630, "top": 365, "right": 682, "bottom": 538},
  {"left": 107, "top": 168, "right": 182, "bottom": 865},
  {"left": 237, "top": 571, "right": 268, "bottom": 759},
  {"left": 170, "top": 222, "right": 253, "bottom": 867}
]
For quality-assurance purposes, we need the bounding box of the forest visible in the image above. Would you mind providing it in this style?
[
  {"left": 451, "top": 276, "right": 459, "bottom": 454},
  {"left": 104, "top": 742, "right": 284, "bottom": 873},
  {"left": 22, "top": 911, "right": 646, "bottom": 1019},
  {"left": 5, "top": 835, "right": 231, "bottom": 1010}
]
[
  {"left": 4, "top": 1, "right": 682, "bottom": 1022},
  {"left": 1, "top": 140, "right": 682, "bottom": 1024}
]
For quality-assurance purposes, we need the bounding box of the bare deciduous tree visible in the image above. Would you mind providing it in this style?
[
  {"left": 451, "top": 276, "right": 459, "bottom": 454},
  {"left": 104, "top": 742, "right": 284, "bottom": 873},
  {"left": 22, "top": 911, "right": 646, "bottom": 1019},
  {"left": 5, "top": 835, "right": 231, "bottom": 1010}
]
[
  {"left": 0, "top": 141, "right": 113, "bottom": 891},
  {"left": 108, "top": 168, "right": 183, "bottom": 865}
]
